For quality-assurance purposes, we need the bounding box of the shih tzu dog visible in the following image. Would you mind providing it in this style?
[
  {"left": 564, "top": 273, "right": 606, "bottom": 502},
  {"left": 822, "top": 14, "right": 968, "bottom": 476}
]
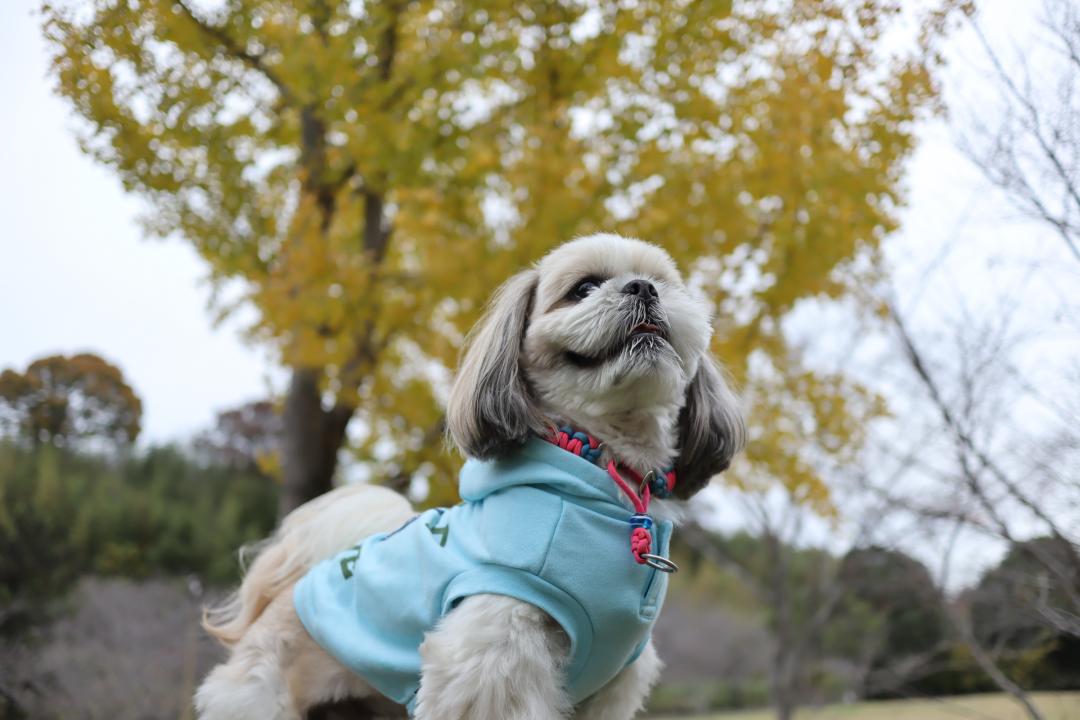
[{"left": 196, "top": 233, "right": 745, "bottom": 720}]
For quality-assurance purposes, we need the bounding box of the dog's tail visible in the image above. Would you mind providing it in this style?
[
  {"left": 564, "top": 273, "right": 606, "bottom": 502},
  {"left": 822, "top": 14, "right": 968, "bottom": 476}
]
[{"left": 202, "top": 483, "right": 415, "bottom": 647}]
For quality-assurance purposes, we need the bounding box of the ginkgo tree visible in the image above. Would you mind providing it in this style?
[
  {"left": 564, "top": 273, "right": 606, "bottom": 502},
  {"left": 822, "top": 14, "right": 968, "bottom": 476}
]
[{"left": 44, "top": 0, "right": 965, "bottom": 514}]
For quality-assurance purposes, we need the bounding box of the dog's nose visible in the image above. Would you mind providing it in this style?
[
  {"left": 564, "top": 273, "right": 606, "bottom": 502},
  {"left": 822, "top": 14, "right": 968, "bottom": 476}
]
[{"left": 622, "top": 279, "right": 659, "bottom": 301}]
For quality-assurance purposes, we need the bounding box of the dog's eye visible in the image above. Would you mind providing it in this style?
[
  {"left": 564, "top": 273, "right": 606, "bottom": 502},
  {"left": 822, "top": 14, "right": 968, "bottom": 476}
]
[{"left": 569, "top": 277, "right": 603, "bottom": 301}]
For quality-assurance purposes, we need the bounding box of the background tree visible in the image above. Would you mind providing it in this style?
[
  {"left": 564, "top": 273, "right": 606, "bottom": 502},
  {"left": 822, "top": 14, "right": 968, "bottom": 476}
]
[
  {"left": 859, "top": 299, "right": 1079, "bottom": 720},
  {"left": 43, "top": 0, "right": 965, "bottom": 516},
  {"left": 193, "top": 399, "right": 282, "bottom": 477},
  {"left": 969, "top": 537, "right": 1080, "bottom": 689},
  {"left": 0, "top": 352, "right": 142, "bottom": 450},
  {"left": 857, "top": 5, "right": 1080, "bottom": 683},
  {"left": 831, "top": 546, "right": 948, "bottom": 697},
  {"left": 681, "top": 498, "right": 872, "bottom": 720},
  {"left": 945, "top": 0, "right": 1080, "bottom": 649}
]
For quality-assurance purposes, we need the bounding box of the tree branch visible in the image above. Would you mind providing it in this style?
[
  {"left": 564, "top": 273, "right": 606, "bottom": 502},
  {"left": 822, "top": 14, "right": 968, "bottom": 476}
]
[
  {"left": 887, "top": 301, "right": 1080, "bottom": 614},
  {"left": 951, "top": 605, "right": 1046, "bottom": 720},
  {"left": 966, "top": 14, "right": 1080, "bottom": 263},
  {"left": 174, "top": 0, "right": 296, "bottom": 105}
]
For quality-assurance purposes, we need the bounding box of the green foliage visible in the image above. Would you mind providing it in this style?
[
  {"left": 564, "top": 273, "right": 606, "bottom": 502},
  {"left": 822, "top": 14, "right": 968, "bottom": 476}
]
[
  {"left": 648, "top": 678, "right": 771, "bottom": 716},
  {"left": 109, "top": 445, "right": 279, "bottom": 580},
  {"left": 970, "top": 537, "right": 1080, "bottom": 651},
  {"left": 0, "top": 444, "right": 84, "bottom": 640},
  {"left": 830, "top": 546, "right": 948, "bottom": 694},
  {"left": 968, "top": 537, "right": 1080, "bottom": 691},
  {"left": 0, "top": 441, "right": 277, "bottom": 640},
  {"left": 686, "top": 529, "right": 843, "bottom": 632},
  {"left": 671, "top": 531, "right": 1079, "bottom": 702},
  {"left": 43, "top": 0, "right": 968, "bottom": 507},
  {"left": 910, "top": 645, "right": 1004, "bottom": 697},
  {"left": 667, "top": 533, "right": 762, "bottom": 615}
]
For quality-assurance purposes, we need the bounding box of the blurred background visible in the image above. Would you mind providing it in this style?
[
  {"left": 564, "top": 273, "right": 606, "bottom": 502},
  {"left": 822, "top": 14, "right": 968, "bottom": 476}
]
[{"left": 2, "top": 0, "right": 1078, "bottom": 718}]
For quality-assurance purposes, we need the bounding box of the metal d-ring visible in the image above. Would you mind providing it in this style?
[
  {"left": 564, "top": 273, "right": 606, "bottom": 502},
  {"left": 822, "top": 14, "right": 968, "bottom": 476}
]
[
  {"left": 639, "top": 470, "right": 655, "bottom": 495},
  {"left": 640, "top": 553, "right": 679, "bottom": 573}
]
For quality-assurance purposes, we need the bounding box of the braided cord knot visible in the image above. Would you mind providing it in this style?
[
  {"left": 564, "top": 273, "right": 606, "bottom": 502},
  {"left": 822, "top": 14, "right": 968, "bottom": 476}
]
[
  {"left": 553, "top": 426, "right": 603, "bottom": 464},
  {"left": 629, "top": 514, "right": 653, "bottom": 564},
  {"left": 649, "top": 467, "right": 676, "bottom": 499}
]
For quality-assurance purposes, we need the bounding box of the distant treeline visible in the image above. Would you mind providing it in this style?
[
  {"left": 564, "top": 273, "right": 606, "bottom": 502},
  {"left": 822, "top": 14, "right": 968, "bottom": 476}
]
[
  {"left": 649, "top": 530, "right": 1080, "bottom": 715},
  {"left": 0, "top": 442, "right": 277, "bottom": 640}
]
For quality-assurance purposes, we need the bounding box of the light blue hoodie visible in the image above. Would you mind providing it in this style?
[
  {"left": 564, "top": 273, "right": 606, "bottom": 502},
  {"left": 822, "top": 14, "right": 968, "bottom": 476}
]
[{"left": 293, "top": 437, "right": 672, "bottom": 713}]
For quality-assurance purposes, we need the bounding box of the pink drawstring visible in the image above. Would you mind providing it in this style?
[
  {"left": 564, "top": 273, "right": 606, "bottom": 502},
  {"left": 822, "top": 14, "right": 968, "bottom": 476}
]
[
  {"left": 544, "top": 426, "right": 677, "bottom": 571},
  {"left": 607, "top": 461, "right": 653, "bottom": 564},
  {"left": 606, "top": 461, "right": 651, "bottom": 515}
]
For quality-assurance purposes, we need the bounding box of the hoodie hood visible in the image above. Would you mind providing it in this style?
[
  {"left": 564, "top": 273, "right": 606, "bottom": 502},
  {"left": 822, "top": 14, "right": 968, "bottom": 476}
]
[{"left": 459, "top": 437, "right": 630, "bottom": 510}]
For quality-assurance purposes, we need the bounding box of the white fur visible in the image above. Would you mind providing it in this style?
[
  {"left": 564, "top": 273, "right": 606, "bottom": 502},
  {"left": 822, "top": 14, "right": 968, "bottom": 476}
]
[
  {"left": 525, "top": 236, "right": 712, "bottom": 474},
  {"left": 196, "top": 590, "right": 373, "bottom": 720},
  {"left": 577, "top": 642, "right": 663, "bottom": 720},
  {"left": 197, "top": 484, "right": 414, "bottom": 719},
  {"left": 197, "top": 234, "right": 744, "bottom": 720},
  {"left": 415, "top": 595, "right": 571, "bottom": 719}
]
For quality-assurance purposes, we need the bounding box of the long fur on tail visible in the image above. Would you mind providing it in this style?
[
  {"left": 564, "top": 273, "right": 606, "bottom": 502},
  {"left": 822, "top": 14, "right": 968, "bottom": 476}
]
[{"left": 202, "top": 483, "right": 415, "bottom": 646}]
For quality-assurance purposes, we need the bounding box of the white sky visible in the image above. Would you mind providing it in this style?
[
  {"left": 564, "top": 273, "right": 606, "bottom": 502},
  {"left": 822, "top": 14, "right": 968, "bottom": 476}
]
[
  {"left": 2, "top": 0, "right": 279, "bottom": 442},
  {"left": 2, "top": 0, "right": 1075, "bottom": 590}
]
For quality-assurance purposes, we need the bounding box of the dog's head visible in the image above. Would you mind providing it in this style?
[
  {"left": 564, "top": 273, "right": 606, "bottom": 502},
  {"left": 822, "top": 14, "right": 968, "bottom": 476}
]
[{"left": 447, "top": 234, "right": 744, "bottom": 498}]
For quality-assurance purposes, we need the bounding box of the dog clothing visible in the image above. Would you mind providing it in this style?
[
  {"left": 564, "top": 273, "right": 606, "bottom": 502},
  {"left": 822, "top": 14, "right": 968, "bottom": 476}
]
[{"left": 293, "top": 437, "right": 672, "bottom": 713}]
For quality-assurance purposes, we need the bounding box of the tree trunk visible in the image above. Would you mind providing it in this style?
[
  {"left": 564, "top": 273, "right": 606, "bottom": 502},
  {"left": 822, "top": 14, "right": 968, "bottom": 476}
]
[
  {"left": 772, "top": 645, "right": 797, "bottom": 720},
  {"left": 775, "top": 694, "right": 796, "bottom": 720},
  {"left": 279, "top": 367, "right": 353, "bottom": 518},
  {"left": 765, "top": 530, "right": 802, "bottom": 720}
]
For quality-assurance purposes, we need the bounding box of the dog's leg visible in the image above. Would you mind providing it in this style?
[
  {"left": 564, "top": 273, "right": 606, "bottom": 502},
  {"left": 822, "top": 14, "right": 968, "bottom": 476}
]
[
  {"left": 414, "top": 594, "right": 571, "bottom": 720},
  {"left": 195, "top": 635, "right": 298, "bottom": 720},
  {"left": 196, "top": 590, "right": 372, "bottom": 720},
  {"left": 574, "top": 641, "right": 662, "bottom": 720}
]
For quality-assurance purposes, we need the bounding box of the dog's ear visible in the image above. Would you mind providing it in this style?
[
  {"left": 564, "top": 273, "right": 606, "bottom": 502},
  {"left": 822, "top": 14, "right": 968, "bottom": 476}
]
[
  {"left": 447, "top": 270, "right": 546, "bottom": 459},
  {"left": 673, "top": 355, "right": 746, "bottom": 499}
]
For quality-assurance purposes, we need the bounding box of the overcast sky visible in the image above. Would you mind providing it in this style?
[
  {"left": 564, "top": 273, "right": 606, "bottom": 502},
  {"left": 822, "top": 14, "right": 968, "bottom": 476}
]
[{"left": 2, "top": 0, "right": 280, "bottom": 442}]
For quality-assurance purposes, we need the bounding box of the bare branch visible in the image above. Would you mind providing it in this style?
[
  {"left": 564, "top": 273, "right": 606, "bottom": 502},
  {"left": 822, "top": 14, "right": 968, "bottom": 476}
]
[
  {"left": 885, "top": 299, "right": 1080, "bottom": 619},
  {"left": 951, "top": 606, "right": 1046, "bottom": 720},
  {"left": 962, "top": 12, "right": 1080, "bottom": 262},
  {"left": 887, "top": 301, "right": 1077, "bottom": 548}
]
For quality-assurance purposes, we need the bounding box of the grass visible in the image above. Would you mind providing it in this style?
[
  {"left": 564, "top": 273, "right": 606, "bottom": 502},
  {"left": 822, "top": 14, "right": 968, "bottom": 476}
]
[{"left": 650, "top": 692, "right": 1080, "bottom": 720}]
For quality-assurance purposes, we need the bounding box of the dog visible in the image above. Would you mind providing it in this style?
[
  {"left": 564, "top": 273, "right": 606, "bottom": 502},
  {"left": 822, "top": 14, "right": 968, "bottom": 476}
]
[{"left": 195, "top": 233, "right": 745, "bottom": 720}]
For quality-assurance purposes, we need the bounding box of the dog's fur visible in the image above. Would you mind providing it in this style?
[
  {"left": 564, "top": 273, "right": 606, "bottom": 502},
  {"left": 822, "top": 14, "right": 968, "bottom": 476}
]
[{"left": 196, "top": 234, "right": 745, "bottom": 720}]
